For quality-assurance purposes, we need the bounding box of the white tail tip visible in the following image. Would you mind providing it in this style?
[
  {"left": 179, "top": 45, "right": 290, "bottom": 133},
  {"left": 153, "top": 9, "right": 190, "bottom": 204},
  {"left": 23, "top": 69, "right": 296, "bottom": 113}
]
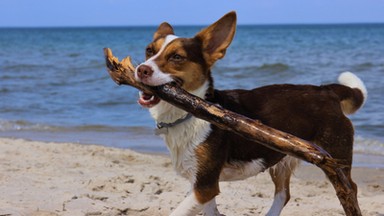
[{"left": 338, "top": 71, "right": 367, "bottom": 102}]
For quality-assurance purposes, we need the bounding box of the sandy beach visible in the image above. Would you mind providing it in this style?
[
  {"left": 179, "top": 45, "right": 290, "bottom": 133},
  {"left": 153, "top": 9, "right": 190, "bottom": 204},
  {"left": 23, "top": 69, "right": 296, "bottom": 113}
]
[{"left": 0, "top": 137, "right": 383, "bottom": 216}]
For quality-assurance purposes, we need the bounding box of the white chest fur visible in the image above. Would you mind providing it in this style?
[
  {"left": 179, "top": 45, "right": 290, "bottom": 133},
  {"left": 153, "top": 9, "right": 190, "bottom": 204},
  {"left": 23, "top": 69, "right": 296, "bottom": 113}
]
[
  {"left": 148, "top": 81, "right": 212, "bottom": 181},
  {"left": 147, "top": 81, "right": 265, "bottom": 183},
  {"left": 163, "top": 117, "right": 211, "bottom": 181}
]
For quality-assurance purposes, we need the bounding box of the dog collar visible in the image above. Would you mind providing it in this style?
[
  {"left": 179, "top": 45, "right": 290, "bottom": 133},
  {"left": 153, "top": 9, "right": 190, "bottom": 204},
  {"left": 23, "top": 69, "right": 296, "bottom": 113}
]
[{"left": 155, "top": 113, "right": 194, "bottom": 135}]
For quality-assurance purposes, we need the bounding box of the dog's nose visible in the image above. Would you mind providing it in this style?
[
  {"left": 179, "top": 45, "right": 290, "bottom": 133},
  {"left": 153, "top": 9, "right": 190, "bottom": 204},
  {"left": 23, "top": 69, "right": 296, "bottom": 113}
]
[{"left": 137, "top": 65, "right": 154, "bottom": 79}]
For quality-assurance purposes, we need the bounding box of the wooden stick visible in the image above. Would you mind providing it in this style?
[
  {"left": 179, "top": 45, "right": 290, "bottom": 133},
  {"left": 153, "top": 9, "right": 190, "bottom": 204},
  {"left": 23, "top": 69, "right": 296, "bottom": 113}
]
[{"left": 103, "top": 48, "right": 361, "bottom": 215}]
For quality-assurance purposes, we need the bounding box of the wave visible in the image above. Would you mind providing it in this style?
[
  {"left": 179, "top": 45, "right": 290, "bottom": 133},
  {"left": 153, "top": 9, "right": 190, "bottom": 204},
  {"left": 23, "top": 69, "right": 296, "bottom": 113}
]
[
  {"left": 0, "top": 119, "right": 149, "bottom": 133},
  {"left": 218, "top": 63, "right": 290, "bottom": 74},
  {"left": 0, "top": 120, "right": 162, "bottom": 150},
  {"left": 2, "top": 120, "right": 383, "bottom": 156},
  {"left": 0, "top": 120, "right": 58, "bottom": 132},
  {"left": 0, "top": 74, "right": 40, "bottom": 80},
  {"left": 0, "top": 88, "right": 10, "bottom": 93},
  {"left": 2, "top": 64, "right": 55, "bottom": 72},
  {"left": 67, "top": 52, "right": 81, "bottom": 58},
  {"left": 352, "top": 62, "right": 375, "bottom": 71},
  {"left": 354, "top": 136, "right": 384, "bottom": 156},
  {"left": 257, "top": 63, "right": 290, "bottom": 73}
]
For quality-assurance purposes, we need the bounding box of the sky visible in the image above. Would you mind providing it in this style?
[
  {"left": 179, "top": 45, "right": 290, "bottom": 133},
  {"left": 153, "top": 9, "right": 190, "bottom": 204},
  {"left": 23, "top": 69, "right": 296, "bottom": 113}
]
[{"left": 1, "top": 0, "right": 384, "bottom": 27}]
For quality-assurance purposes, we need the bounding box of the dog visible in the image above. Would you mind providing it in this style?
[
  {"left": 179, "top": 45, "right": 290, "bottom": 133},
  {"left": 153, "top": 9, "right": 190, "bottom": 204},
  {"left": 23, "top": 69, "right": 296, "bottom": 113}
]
[{"left": 134, "top": 11, "right": 367, "bottom": 216}]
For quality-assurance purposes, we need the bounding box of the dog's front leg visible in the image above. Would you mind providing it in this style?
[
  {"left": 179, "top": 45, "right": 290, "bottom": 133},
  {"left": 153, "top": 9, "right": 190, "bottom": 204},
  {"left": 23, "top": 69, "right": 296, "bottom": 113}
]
[
  {"left": 170, "top": 133, "right": 226, "bottom": 216},
  {"left": 170, "top": 192, "right": 204, "bottom": 216},
  {"left": 202, "top": 198, "right": 223, "bottom": 216},
  {"left": 170, "top": 189, "right": 223, "bottom": 216}
]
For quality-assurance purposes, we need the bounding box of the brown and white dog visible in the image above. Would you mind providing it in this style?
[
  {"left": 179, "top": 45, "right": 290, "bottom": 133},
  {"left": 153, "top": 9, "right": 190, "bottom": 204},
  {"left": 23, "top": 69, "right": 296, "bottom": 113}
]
[{"left": 134, "top": 11, "right": 367, "bottom": 216}]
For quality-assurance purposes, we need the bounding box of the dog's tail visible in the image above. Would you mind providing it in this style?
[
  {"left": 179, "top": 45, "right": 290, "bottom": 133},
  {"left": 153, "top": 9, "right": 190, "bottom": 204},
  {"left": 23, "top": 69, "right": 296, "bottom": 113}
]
[{"left": 327, "top": 72, "right": 367, "bottom": 115}]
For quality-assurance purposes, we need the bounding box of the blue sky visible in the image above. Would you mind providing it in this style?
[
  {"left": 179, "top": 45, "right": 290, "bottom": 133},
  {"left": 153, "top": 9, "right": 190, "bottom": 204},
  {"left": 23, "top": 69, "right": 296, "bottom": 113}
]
[{"left": 1, "top": 0, "right": 384, "bottom": 27}]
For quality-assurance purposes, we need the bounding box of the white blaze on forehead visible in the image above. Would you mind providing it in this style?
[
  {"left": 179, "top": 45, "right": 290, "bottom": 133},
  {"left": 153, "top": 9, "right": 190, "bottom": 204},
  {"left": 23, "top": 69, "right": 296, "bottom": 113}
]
[
  {"left": 134, "top": 35, "right": 179, "bottom": 85},
  {"left": 147, "top": 34, "right": 179, "bottom": 62}
]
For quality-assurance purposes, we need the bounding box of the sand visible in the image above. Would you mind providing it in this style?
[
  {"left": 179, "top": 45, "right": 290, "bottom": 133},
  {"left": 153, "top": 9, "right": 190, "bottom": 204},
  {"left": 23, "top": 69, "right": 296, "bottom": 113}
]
[{"left": 0, "top": 137, "right": 383, "bottom": 216}]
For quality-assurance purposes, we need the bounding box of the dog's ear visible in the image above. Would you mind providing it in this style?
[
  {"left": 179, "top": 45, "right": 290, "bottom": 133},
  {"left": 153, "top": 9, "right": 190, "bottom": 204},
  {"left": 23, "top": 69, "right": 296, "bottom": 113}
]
[
  {"left": 153, "top": 22, "right": 175, "bottom": 40},
  {"left": 195, "top": 11, "right": 237, "bottom": 66}
]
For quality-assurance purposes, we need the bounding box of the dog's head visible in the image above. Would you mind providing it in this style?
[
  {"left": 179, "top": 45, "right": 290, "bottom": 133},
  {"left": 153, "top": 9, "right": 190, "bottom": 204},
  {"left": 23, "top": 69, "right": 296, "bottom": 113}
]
[{"left": 135, "top": 11, "right": 237, "bottom": 108}]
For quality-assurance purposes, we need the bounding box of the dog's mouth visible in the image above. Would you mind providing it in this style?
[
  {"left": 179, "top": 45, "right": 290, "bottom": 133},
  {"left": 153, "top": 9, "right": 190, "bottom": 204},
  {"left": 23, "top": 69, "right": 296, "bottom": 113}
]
[
  {"left": 137, "top": 78, "right": 183, "bottom": 108},
  {"left": 138, "top": 91, "right": 161, "bottom": 108}
]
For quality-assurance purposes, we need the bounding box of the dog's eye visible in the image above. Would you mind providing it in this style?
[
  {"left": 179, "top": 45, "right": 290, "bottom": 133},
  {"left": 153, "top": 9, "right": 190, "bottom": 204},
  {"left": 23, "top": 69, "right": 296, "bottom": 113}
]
[
  {"left": 169, "top": 53, "right": 185, "bottom": 62},
  {"left": 146, "top": 47, "right": 155, "bottom": 57}
]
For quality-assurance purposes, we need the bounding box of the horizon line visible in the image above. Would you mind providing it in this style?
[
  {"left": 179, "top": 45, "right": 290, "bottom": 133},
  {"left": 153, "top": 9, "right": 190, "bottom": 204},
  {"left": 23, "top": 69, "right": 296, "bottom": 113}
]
[{"left": 1, "top": 22, "right": 384, "bottom": 29}]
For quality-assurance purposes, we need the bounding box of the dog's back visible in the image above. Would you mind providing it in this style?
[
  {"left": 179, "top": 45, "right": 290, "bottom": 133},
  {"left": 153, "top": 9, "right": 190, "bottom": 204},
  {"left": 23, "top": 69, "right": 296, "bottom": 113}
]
[
  {"left": 212, "top": 71, "right": 366, "bottom": 164},
  {"left": 208, "top": 73, "right": 366, "bottom": 215}
]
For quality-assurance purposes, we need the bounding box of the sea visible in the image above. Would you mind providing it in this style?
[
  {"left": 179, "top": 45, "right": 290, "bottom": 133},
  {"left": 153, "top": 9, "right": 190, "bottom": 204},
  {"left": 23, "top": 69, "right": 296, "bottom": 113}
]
[{"left": 1, "top": 24, "right": 383, "bottom": 167}]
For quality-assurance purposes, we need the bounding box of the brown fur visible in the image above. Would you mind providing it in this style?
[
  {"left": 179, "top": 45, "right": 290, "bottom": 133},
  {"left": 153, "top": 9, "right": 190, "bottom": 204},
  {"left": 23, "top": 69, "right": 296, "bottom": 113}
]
[
  {"left": 153, "top": 22, "right": 174, "bottom": 40},
  {"left": 142, "top": 11, "right": 364, "bottom": 214},
  {"left": 146, "top": 37, "right": 209, "bottom": 92}
]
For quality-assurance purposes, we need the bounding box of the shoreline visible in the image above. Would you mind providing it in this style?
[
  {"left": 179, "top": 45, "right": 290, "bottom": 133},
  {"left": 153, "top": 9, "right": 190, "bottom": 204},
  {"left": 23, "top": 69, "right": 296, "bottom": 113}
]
[
  {"left": 0, "top": 137, "right": 383, "bottom": 215},
  {"left": 1, "top": 132, "right": 384, "bottom": 168}
]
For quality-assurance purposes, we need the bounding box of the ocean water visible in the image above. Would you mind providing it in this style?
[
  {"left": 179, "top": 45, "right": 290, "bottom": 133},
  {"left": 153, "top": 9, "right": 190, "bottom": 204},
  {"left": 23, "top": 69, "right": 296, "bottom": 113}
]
[{"left": 0, "top": 24, "right": 383, "bottom": 164}]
